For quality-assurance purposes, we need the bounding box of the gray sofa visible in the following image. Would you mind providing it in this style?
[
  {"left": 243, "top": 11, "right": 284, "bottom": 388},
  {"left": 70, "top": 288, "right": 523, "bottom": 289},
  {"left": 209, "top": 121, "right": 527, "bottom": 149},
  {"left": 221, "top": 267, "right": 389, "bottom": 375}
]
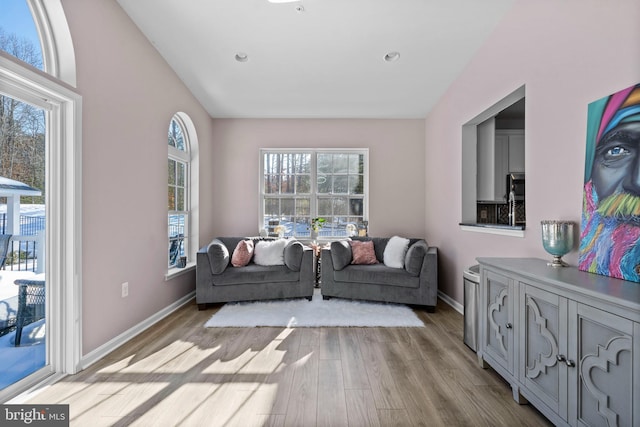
[
  {"left": 196, "top": 237, "right": 314, "bottom": 309},
  {"left": 320, "top": 237, "right": 438, "bottom": 312}
]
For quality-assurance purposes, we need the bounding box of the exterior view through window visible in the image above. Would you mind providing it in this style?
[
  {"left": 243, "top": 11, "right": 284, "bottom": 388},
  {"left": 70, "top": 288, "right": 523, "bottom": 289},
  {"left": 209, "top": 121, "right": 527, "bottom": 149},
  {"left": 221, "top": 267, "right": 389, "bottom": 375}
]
[
  {"left": 168, "top": 117, "right": 189, "bottom": 268},
  {"left": 0, "top": 1, "right": 43, "bottom": 71},
  {"left": 0, "top": 0, "right": 47, "bottom": 390},
  {"left": 261, "top": 149, "right": 368, "bottom": 239}
]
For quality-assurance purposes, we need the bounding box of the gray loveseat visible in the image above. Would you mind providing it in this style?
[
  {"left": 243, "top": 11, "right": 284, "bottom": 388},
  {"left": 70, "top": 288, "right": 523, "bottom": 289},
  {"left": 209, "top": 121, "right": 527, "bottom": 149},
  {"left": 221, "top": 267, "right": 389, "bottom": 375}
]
[
  {"left": 196, "top": 237, "right": 314, "bottom": 309},
  {"left": 320, "top": 237, "right": 438, "bottom": 312}
]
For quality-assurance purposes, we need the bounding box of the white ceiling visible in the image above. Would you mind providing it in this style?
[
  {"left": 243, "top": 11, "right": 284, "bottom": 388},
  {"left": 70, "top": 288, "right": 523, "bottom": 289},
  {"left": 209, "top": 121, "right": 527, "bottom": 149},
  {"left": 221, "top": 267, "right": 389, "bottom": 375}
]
[{"left": 117, "top": 0, "right": 515, "bottom": 119}]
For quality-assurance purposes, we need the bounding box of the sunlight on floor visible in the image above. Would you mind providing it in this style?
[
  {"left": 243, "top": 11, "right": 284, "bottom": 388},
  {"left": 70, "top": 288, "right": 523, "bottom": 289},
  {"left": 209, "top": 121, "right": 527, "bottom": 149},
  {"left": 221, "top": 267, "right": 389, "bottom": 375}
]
[{"left": 74, "top": 334, "right": 293, "bottom": 425}]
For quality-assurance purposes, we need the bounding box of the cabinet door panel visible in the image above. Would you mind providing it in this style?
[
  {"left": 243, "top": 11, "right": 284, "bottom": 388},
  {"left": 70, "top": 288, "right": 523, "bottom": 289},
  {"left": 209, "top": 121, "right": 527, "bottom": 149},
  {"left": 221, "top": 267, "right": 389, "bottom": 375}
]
[
  {"left": 482, "top": 270, "right": 515, "bottom": 375},
  {"left": 571, "top": 303, "right": 634, "bottom": 427},
  {"left": 495, "top": 134, "right": 509, "bottom": 199},
  {"left": 508, "top": 134, "right": 525, "bottom": 173},
  {"left": 519, "top": 284, "right": 568, "bottom": 421},
  {"left": 477, "top": 118, "right": 496, "bottom": 201}
]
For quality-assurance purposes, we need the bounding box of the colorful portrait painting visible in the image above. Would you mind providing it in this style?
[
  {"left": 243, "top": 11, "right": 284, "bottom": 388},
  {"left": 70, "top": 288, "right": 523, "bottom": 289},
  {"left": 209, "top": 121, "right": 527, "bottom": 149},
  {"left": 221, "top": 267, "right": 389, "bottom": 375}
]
[{"left": 579, "top": 83, "right": 640, "bottom": 283}]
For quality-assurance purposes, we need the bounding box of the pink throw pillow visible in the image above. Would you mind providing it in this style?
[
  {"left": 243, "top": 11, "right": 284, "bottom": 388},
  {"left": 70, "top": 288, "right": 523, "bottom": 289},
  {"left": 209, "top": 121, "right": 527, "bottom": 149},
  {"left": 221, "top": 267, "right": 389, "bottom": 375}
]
[
  {"left": 231, "top": 240, "right": 254, "bottom": 267},
  {"left": 350, "top": 240, "right": 379, "bottom": 265}
]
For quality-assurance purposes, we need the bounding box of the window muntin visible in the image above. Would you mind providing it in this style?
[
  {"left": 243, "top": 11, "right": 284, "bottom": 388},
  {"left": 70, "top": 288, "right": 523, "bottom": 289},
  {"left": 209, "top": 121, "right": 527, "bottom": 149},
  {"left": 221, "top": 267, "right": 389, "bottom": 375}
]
[
  {"left": 168, "top": 117, "right": 189, "bottom": 268},
  {"left": 264, "top": 152, "right": 311, "bottom": 194},
  {"left": 316, "top": 152, "right": 364, "bottom": 235},
  {"left": 168, "top": 118, "right": 186, "bottom": 151},
  {"left": 260, "top": 149, "right": 368, "bottom": 239}
]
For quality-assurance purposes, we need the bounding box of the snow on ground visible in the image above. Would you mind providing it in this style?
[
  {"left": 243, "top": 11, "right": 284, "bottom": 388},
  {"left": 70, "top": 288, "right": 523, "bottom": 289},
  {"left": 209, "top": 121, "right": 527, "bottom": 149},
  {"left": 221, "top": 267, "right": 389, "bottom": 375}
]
[
  {"left": 0, "top": 270, "right": 38, "bottom": 301},
  {"left": 0, "top": 270, "right": 37, "bottom": 333},
  {"left": 0, "top": 268, "right": 45, "bottom": 390},
  {"left": 0, "top": 205, "right": 46, "bottom": 388},
  {"left": 0, "top": 203, "right": 45, "bottom": 217},
  {"left": 0, "top": 203, "right": 44, "bottom": 301},
  {"left": 0, "top": 319, "right": 45, "bottom": 389}
]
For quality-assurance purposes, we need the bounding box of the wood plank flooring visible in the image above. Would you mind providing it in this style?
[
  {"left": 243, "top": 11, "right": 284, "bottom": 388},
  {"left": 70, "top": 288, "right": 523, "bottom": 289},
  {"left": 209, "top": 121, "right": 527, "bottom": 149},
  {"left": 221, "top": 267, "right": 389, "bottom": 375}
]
[{"left": 26, "top": 299, "right": 553, "bottom": 426}]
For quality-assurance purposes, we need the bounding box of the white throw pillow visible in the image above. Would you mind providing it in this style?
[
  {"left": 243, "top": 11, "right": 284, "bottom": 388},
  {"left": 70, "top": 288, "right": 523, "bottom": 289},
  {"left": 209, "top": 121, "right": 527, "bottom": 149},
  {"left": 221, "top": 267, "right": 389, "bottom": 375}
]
[
  {"left": 253, "top": 239, "right": 287, "bottom": 266},
  {"left": 383, "top": 236, "right": 410, "bottom": 269}
]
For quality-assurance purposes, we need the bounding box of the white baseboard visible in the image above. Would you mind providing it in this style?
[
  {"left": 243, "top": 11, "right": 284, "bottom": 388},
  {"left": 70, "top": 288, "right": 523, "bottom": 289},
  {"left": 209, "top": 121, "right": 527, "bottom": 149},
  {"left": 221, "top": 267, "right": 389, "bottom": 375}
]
[
  {"left": 80, "top": 291, "right": 195, "bottom": 370},
  {"left": 438, "top": 291, "right": 463, "bottom": 315}
]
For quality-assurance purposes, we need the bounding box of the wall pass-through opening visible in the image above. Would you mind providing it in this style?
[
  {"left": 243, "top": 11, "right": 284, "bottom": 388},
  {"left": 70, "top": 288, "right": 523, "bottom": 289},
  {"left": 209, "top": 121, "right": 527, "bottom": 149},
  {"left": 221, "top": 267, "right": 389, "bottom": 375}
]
[{"left": 461, "top": 86, "right": 526, "bottom": 234}]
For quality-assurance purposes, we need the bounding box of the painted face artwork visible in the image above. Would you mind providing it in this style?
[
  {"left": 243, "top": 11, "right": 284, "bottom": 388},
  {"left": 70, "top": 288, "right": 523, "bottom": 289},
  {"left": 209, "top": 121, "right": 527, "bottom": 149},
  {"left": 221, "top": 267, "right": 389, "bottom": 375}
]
[
  {"left": 579, "top": 83, "right": 640, "bottom": 282},
  {"left": 591, "top": 122, "right": 640, "bottom": 197}
]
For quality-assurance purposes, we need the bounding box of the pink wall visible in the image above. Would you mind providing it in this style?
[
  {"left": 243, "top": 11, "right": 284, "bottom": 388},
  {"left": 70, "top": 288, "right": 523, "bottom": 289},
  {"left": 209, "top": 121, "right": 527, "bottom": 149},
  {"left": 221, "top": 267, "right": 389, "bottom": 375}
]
[
  {"left": 210, "top": 119, "right": 426, "bottom": 239},
  {"left": 62, "top": 0, "right": 215, "bottom": 354},
  {"left": 60, "top": 0, "right": 640, "bottom": 355},
  {"left": 425, "top": 0, "right": 640, "bottom": 303}
]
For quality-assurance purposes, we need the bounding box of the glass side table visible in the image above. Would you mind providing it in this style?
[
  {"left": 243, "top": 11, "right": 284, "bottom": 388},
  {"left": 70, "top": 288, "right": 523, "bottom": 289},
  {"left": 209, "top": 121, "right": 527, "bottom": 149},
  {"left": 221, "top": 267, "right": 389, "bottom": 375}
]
[{"left": 310, "top": 242, "right": 329, "bottom": 288}]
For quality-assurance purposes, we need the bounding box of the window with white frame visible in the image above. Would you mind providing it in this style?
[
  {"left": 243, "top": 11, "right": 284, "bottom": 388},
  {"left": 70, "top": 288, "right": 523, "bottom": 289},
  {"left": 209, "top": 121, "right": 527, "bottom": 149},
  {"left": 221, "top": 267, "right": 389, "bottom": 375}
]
[
  {"left": 0, "top": 0, "right": 81, "bottom": 400},
  {"left": 168, "top": 116, "right": 190, "bottom": 268},
  {"left": 260, "top": 149, "right": 368, "bottom": 239}
]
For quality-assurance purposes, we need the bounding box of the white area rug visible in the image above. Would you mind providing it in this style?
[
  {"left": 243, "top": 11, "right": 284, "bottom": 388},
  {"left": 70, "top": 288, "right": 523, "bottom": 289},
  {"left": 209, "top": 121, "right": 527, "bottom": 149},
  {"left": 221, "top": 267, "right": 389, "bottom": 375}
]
[{"left": 204, "top": 289, "right": 424, "bottom": 328}]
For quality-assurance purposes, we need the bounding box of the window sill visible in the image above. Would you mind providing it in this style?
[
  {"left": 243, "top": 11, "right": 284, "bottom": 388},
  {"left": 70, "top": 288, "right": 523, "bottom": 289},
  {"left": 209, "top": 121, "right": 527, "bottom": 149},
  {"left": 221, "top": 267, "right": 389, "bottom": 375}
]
[
  {"left": 165, "top": 262, "right": 196, "bottom": 281},
  {"left": 459, "top": 223, "right": 525, "bottom": 238}
]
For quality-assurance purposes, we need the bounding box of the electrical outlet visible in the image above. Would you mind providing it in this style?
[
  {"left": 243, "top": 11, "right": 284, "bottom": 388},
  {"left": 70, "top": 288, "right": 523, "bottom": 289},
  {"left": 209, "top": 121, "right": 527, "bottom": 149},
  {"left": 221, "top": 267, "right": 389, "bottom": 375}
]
[{"left": 121, "top": 282, "right": 129, "bottom": 298}]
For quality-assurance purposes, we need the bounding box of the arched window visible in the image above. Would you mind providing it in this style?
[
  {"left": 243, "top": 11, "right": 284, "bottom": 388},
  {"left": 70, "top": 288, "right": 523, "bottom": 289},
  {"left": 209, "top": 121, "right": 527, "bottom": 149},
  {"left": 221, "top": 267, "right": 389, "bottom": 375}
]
[
  {"left": 0, "top": 0, "right": 76, "bottom": 85},
  {"left": 0, "top": 1, "right": 43, "bottom": 69},
  {"left": 167, "top": 113, "right": 198, "bottom": 274}
]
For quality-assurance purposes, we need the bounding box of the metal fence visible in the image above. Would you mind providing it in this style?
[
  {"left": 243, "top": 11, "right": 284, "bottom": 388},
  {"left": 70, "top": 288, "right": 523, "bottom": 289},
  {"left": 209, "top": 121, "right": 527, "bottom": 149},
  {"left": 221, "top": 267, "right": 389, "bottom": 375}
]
[
  {"left": 168, "top": 214, "right": 185, "bottom": 267},
  {"left": 0, "top": 214, "right": 45, "bottom": 236},
  {"left": 0, "top": 214, "right": 45, "bottom": 272}
]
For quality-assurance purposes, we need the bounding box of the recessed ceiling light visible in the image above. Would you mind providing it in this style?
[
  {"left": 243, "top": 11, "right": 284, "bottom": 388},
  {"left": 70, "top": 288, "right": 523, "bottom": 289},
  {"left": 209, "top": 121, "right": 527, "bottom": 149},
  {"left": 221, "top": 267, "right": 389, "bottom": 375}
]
[
  {"left": 384, "top": 52, "right": 400, "bottom": 62},
  {"left": 235, "top": 53, "right": 249, "bottom": 62}
]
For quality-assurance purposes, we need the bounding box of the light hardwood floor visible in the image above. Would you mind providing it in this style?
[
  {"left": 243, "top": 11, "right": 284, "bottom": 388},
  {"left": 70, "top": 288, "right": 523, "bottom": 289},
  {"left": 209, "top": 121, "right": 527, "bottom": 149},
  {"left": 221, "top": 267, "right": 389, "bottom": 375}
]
[{"left": 27, "top": 299, "right": 552, "bottom": 426}]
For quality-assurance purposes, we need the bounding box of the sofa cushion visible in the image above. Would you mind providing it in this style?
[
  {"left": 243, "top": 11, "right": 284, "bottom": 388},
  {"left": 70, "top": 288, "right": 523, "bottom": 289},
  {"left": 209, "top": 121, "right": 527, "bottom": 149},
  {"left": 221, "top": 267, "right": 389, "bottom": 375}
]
[
  {"left": 207, "top": 239, "right": 230, "bottom": 274},
  {"left": 254, "top": 239, "right": 287, "bottom": 266},
  {"left": 284, "top": 240, "right": 304, "bottom": 271},
  {"left": 351, "top": 237, "right": 388, "bottom": 262},
  {"left": 231, "top": 240, "right": 254, "bottom": 267},
  {"left": 330, "top": 240, "right": 352, "bottom": 270},
  {"left": 383, "top": 236, "right": 410, "bottom": 268},
  {"left": 405, "top": 240, "right": 427, "bottom": 276},
  {"left": 334, "top": 264, "right": 420, "bottom": 288},
  {"left": 213, "top": 264, "right": 300, "bottom": 286},
  {"left": 350, "top": 240, "right": 379, "bottom": 265}
]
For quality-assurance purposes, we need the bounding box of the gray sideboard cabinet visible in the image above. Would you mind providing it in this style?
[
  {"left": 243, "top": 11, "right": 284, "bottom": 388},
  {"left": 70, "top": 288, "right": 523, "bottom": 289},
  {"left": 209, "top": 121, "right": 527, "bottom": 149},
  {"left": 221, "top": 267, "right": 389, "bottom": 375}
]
[{"left": 477, "top": 258, "right": 640, "bottom": 427}]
